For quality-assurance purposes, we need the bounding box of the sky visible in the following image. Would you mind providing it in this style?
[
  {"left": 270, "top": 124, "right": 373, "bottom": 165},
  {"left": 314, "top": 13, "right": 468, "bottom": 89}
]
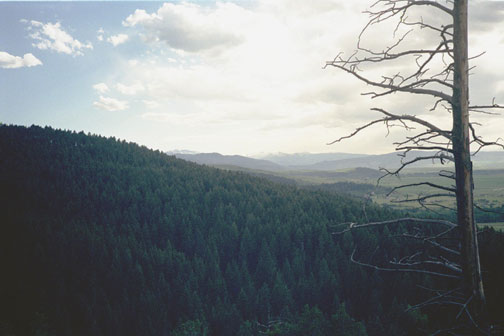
[{"left": 1, "top": 0, "right": 503, "bottom": 156}]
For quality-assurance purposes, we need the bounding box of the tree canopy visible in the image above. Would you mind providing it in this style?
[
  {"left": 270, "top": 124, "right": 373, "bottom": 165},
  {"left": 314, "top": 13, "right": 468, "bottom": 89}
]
[{"left": 0, "top": 124, "right": 502, "bottom": 335}]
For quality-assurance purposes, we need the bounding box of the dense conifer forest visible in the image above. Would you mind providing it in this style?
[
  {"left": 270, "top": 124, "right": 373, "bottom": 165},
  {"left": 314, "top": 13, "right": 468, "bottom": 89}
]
[{"left": 1, "top": 125, "right": 503, "bottom": 335}]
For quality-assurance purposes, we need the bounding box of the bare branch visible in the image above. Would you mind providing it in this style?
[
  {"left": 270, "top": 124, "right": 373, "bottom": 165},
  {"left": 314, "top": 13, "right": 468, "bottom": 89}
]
[
  {"left": 325, "top": 61, "right": 453, "bottom": 102},
  {"left": 396, "top": 145, "right": 452, "bottom": 153},
  {"left": 391, "top": 193, "right": 455, "bottom": 204},
  {"left": 403, "top": 20, "right": 453, "bottom": 37},
  {"left": 474, "top": 204, "right": 504, "bottom": 216},
  {"left": 469, "top": 123, "right": 504, "bottom": 154},
  {"left": 327, "top": 118, "right": 387, "bottom": 145},
  {"left": 469, "top": 98, "right": 504, "bottom": 110},
  {"left": 406, "top": 287, "right": 463, "bottom": 312},
  {"left": 401, "top": 38, "right": 455, "bottom": 84},
  {"left": 468, "top": 51, "right": 486, "bottom": 61},
  {"left": 372, "top": 108, "right": 451, "bottom": 138},
  {"left": 365, "top": 1, "right": 453, "bottom": 21},
  {"left": 350, "top": 249, "right": 460, "bottom": 279},
  {"left": 421, "top": 202, "right": 457, "bottom": 212},
  {"left": 439, "top": 170, "right": 455, "bottom": 179},
  {"left": 469, "top": 109, "right": 501, "bottom": 116},
  {"left": 469, "top": 105, "right": 504, "bottom": 110},
  {"left": 399, "top": 232, "right": 460, "bottom": 255},
  {"left": 456, "top": 295, "right": 473, "bottom": 320},
  {"left": 387, "top": 182, "right": 455, "bottom": 196},
  {"left": 352, "top": 45, "right": 453, "bottom": 64},
  {"left": 389, "top": 258, "right": 461, "bottom": 273},
  {"left": 379, "top": 154, "right": 453, "bottom": 179},
  {"left": 332, "top": 217, "right": 457, "bottom": 235},
  {"left": 397, "top": 1, "right": 453, "bottom": 16},
  {"left": 394, "top": 130, "right": 446, "bottom": 147}
]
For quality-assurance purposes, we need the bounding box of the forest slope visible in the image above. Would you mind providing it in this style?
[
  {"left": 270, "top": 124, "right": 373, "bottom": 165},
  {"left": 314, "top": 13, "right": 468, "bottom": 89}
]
[{"left": 1, "top": 125, "right": 502, "bottom": 336}]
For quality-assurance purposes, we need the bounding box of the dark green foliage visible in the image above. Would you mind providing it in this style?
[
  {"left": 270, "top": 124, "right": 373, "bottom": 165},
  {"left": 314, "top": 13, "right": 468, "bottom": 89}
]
[
  {"left": 331, "top": 303, "right": 367, "bottom": 336},
  {"left": 294, "top": 305, "right": 331, "bottom": 336},
  {"left": 0, "top": 125, "right": 502, "bottom": 335},
  {"left": 306, "top": 181, "right": 392, "bottom": 199},
  {"left": 171, "top": 320, "right": 209, "bottom": 336}
]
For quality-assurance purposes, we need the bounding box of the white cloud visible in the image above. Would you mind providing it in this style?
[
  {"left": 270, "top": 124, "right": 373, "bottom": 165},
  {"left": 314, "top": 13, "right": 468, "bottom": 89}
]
[
  {"left": 109, "top": 1, "right": 372, "bottom": 141},
  {"left": 93, "top": 82, "right": 109, "bottom": 94},
  {"left": 116, "top": 82, "right": 145, "bottom": 95},
  {"left": 123, "top": 2, "right": 248, "bottom": 53},
  {"left": 0, "top": 51, "right": 42, "bottom": 69},
  {"left": 99, "top": 0, "right": 503, "bottom": 155},
  {"left": 116, "top": 0, "right": 360, "bottom": 116},
  {"left": 470, "top": 1, "right": 504, "bottom": 32},
  {"left": 143, "top": 100, "right": 160, "bottom": 109},
  {"left": 97, "top": 28, "right": 104, "bottom": 41},
  {"left": 28, "top": 21, "right": 93, "bottom": 56},
  {"left": 93, "top": 96, "right": 129, "bottom": 111},
  {"left": 107, "top": 33, "right": 129, "bottom": 46}
]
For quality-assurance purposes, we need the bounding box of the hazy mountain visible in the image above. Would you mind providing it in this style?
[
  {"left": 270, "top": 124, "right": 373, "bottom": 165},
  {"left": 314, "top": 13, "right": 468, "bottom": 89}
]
[
  {"left": 295, "top": 167, "right": 384, "bottom": 180},
  {"left": 172, "top": 150, "right": 504, "bottom": 173},
  {"left": 257, "top": 152, "right": 369, "bottom": 166},
  {"left": 295, "top": 151, "right": 504, "bottom": 171},
  {"left": 301, "top": 152, "right": 426, "bottom": 171},
  {"left": 166, "top": 149, "right": 199, "bottom": 155},
  {"left": 172, "top": 152, "right": 285, "bottom": 171}
]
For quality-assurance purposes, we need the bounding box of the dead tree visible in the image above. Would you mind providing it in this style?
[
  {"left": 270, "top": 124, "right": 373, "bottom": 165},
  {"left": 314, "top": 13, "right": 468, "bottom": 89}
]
[{"left": 325, "top": 0, "right": 503, "bottom": 333}]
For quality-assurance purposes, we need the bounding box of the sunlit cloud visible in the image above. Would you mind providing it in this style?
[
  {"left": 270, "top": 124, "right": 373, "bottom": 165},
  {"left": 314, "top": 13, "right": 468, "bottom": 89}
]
[
  {"left": 93, "top": 82, "right": 109, "bottom": 94},
  {"left": 116, "top": 82, "right": 144, "bottom": 95},
  {"left": 107, "top": 33, "right": 129, "bottom": 47},
  {"left": 27, "top": 20, "right": 93, "bottom": 56},
  {"left": 142, "top": 100, "right": 160, "bottom": 109},
  {"left": 123, "top": 2, "right": 248, "bottom": 53},
  {"left": 97, "top": 27, "right": 104, "bottom": 41},
  {"left": 95, "top": 0, "right": 504, "bottom": 154},
  {"left": 93, "top": 96, "right": 129, "bottom": 112},
  {"left": 0, "top": 51, "right": 42, "bottom": 69}
]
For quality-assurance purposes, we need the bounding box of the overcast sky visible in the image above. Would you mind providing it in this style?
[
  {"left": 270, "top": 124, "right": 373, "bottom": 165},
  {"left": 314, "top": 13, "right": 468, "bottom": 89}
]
[{"left": 1, "top": 0, "right": 503, "bottom": 156}]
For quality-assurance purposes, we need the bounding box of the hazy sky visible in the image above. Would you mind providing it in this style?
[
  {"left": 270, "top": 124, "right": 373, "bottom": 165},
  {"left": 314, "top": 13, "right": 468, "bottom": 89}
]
[{"left": 1, "top": 0, "right": 503, "bottom": 156}]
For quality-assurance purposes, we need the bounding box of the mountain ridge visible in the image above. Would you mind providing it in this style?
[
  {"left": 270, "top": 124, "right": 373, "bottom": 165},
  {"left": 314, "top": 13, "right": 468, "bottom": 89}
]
[
  {"left": 171, "top": 152, "right": 286, "bottom": 171},
  {"left": 171, "top": 150, "right": 504, "bottom": 171}
]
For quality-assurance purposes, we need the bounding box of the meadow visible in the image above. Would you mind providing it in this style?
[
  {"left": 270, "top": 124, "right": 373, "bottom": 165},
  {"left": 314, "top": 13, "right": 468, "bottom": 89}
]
[{"left": 272, "top": 168, "right": 504, "bottom": 215}]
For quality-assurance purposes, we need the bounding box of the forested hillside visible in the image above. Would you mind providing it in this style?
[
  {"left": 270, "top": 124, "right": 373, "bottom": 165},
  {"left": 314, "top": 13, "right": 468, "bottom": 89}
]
[{"left": 1, "top": 125, "right": 502, "bottom": 335}]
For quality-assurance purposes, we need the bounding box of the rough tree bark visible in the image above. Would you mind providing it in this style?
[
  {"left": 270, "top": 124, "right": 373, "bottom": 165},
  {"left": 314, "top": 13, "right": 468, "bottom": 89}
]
[
  {"left": 326, "top": 0, "right": 503, "bottom": 333},
  {"left": 451, "top": 0, "right": 486, "bottom": 325}
]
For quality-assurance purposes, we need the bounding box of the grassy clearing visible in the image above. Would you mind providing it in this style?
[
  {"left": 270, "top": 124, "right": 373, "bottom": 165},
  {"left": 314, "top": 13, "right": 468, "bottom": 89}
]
[
  {"left": 379, "top": 170, "right": 504, "bottom": 209},
  {"left": 273, "top": 168, "right": 504, "bottom": 211}
]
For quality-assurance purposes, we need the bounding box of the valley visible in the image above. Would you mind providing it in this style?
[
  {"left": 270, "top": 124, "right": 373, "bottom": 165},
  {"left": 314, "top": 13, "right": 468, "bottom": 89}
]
[{"left": 172, "top": 151, "right": 504, "bottom": 224}]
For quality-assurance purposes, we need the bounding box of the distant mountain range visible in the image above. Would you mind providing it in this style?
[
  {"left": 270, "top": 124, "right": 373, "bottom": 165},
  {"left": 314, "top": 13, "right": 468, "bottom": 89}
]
[
  {"left": 256, "top": 152, "right": 368, "bottom": 166},
  {"left": 297, "top": 152, "right": 440, "bottom": 171},
  {"left": 168, "top": 152, "right": 285, "bottom": 171},
  {"left": 169, "top": 150, "right": 504, "bottom": 172}
]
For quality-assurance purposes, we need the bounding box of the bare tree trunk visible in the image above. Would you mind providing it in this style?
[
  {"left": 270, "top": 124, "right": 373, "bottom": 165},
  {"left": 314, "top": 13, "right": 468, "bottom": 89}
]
[
  {"left": 326, "top": 0, "right": 504, "bottom": 331},
  {"left": 452, "top": 0, "right": 486, "bottom": 324}
]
